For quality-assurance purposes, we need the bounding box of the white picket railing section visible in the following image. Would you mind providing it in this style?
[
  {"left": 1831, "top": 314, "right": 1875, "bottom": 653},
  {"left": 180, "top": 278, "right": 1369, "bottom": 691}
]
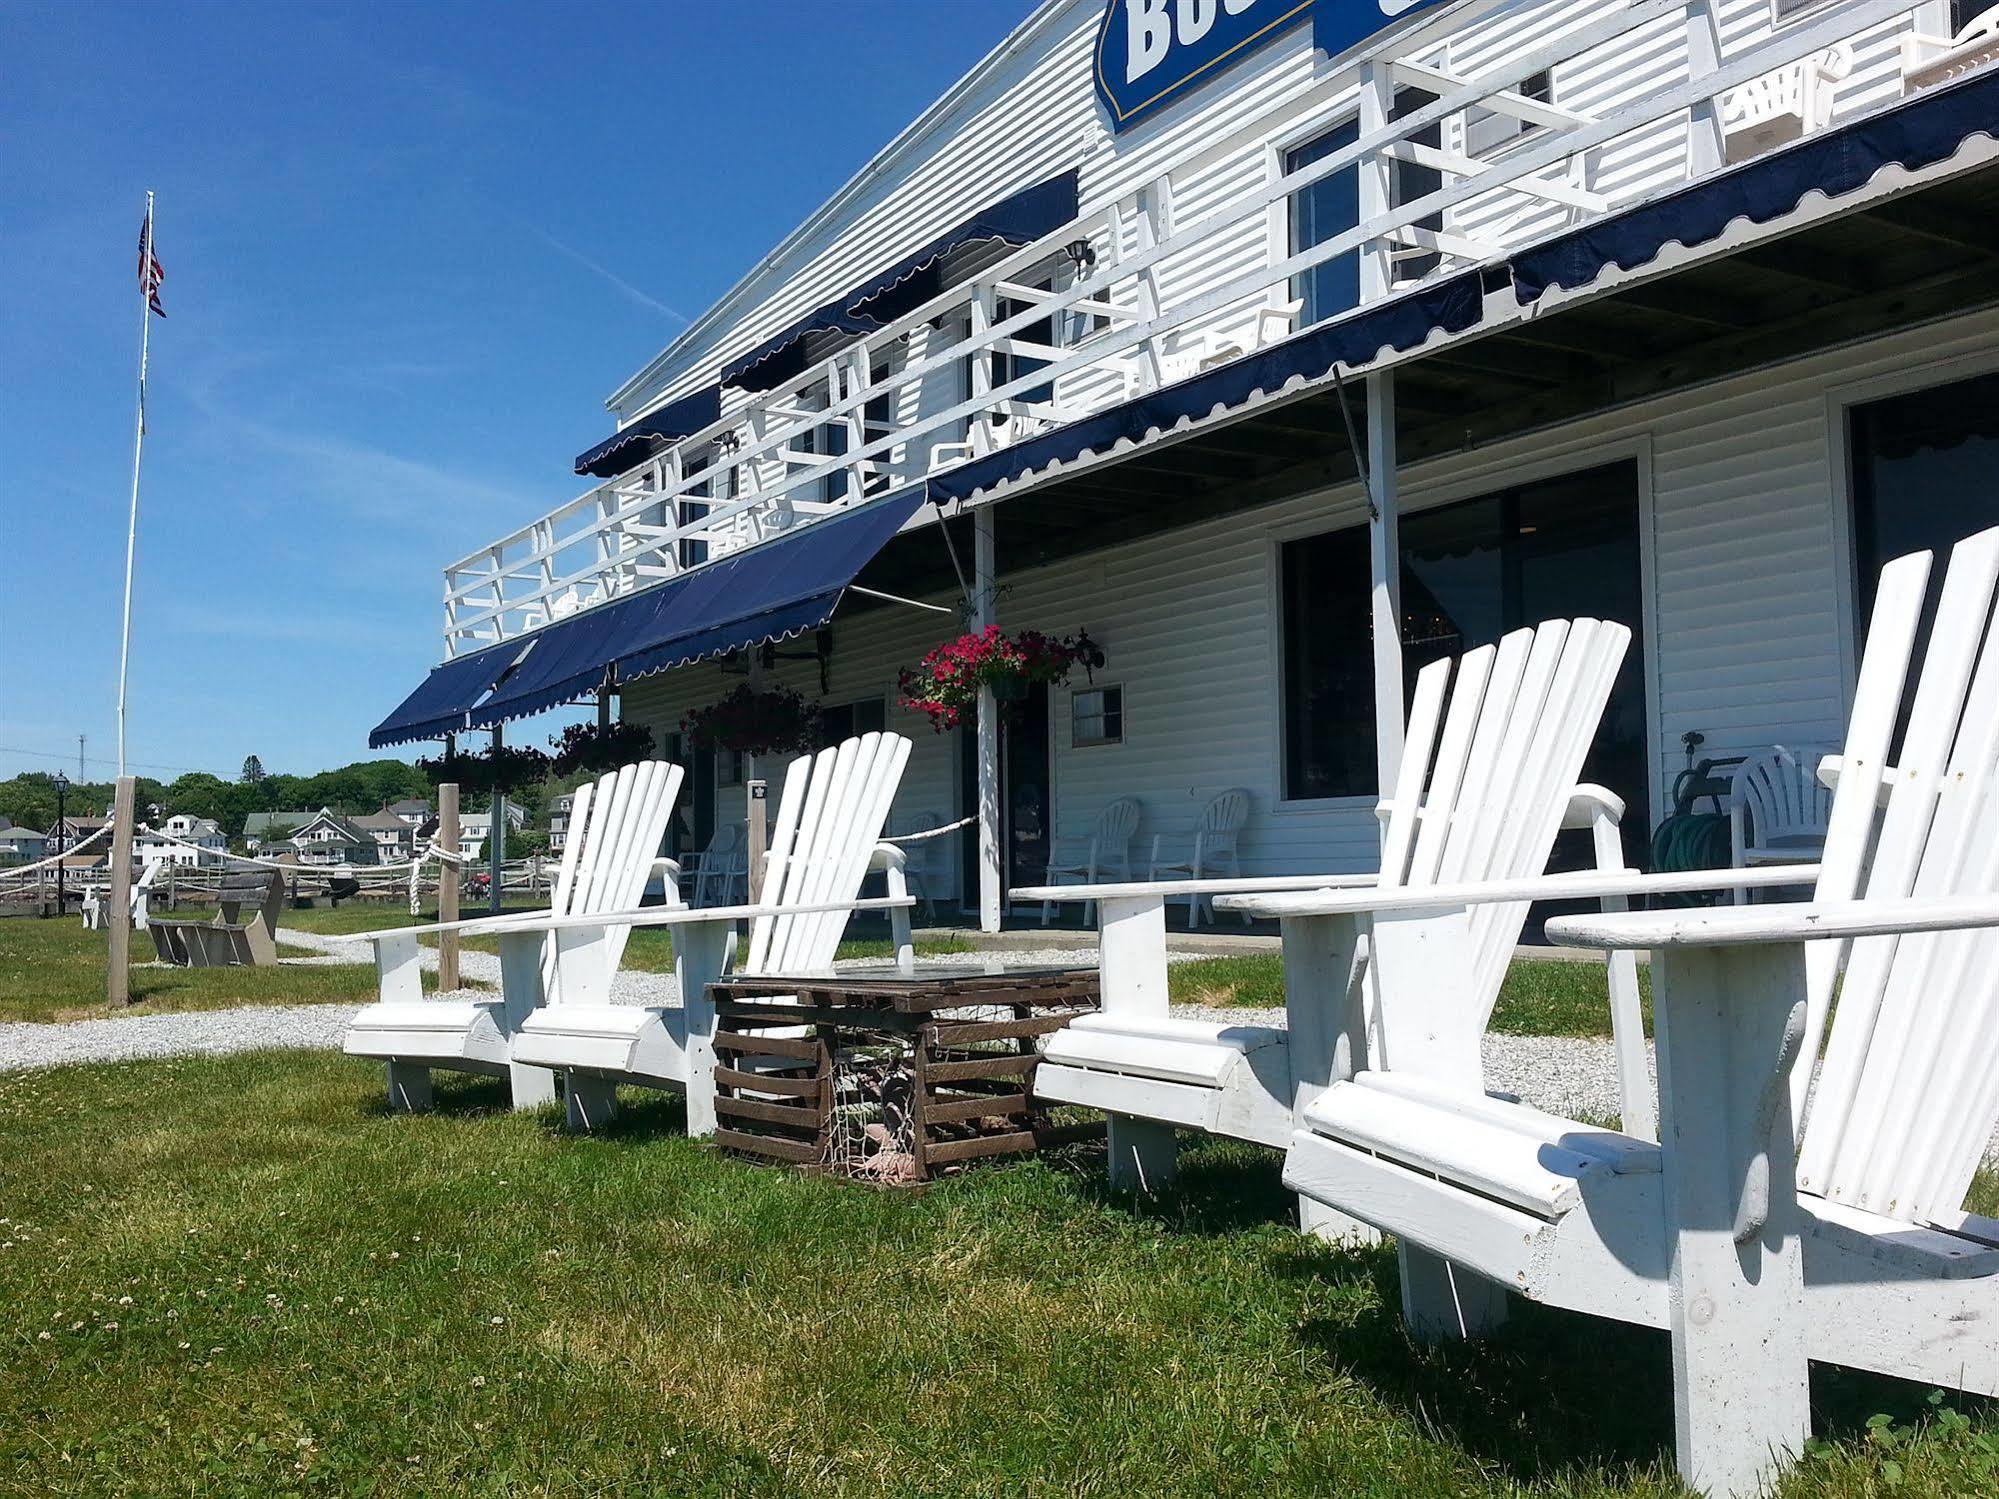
[{"left": 440, "top": 0, "right": 1932, "bottom": 657}]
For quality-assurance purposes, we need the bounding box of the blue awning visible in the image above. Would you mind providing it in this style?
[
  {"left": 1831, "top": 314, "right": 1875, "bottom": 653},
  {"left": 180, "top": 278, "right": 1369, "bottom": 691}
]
[
  {"left": 719, "top": 171, "right": 1080, "bottom": 394},
  {"left": 928, "top": 67, "right": 1999, "bottom": 507},
  {"left": 925, "top": 267, "right": 1486, "bottom": 506},
  {"left": 572, "top": 383, "right": 722, "bottom": 478},
  {"left": 1512, "top": 65, "right": 1999, "bottom": 305},
  {"left": 842, "top": 170, "right": 1080, "bottom": 325},
  {"left": 369, "top": 488, "right": 926, "bottom": 748}
]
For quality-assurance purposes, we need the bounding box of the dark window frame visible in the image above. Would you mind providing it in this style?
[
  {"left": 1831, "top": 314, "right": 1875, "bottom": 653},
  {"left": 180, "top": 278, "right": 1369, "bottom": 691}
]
[{"left": 1278, "top": 459, "right": 1647, "bottom": 814}]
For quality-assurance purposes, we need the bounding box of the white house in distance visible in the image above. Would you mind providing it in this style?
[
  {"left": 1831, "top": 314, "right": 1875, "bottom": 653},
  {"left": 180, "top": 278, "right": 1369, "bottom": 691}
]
[
  {"left": 133, "top": 813, "right": 227, "bottom": 870},
  {"left": 0, "top": 826, "right": 49, "bottom": 865},
  {"left": 457, "top": 804, "right": 528, "bottom": 861},
  {"left": 368, "top": 0, "right": 1999, "bottom": 930}
]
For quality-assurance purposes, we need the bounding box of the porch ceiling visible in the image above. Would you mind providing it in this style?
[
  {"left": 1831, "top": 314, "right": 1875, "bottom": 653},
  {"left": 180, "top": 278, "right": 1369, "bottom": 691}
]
[{"left": 853, "top": 153, "right": 1999, "bottom": 608}]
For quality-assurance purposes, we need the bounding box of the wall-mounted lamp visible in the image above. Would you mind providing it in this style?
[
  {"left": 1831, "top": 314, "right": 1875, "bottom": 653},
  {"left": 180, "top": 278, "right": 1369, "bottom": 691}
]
[
  {"left": 1073, "top": 628, "right": 1106, "bottom": 683},
  {"left": 1064, "top": 238, "right": 1098, "bottom": 272}
]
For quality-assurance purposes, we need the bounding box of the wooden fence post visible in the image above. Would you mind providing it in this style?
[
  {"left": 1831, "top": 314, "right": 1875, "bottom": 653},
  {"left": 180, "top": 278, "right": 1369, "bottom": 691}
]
[
  {"left": 107, "top": 776, "right": 136, "bottom": 1006},
  {"left": 437, "top": 782, "right": 460, "bottom": 993}
]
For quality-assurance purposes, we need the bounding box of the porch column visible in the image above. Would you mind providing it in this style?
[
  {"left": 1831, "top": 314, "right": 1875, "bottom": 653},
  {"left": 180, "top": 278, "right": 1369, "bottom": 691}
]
[
  {"left": 1358, "top": 62, "right": 1405, "bottom": 790},
  {"left": 489, "top": 725, "right": 505, "bottom": 915},
  {"left": 973, "top": 506, "right": 1002, "bottom": 932}
]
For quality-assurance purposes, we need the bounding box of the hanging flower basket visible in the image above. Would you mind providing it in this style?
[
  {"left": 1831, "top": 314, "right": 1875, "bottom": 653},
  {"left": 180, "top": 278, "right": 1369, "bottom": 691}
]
[
  {"left": 896, "top": 626, "right": 1089, "bottom": 732},
  {"left": 681, "top": 683, "right": 823, "bottom": 758},
  {"left": 415, "top": 743, "right": 551, "bottom": 795},
  {"left": 548, "top": 720, "right": 657, "bottom": 778}
]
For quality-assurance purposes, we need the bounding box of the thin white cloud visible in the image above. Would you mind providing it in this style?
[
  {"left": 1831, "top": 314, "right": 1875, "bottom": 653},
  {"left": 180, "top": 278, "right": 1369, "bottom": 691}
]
[{"left": 523, "top": 224, "right": 690, "bottom": 323}]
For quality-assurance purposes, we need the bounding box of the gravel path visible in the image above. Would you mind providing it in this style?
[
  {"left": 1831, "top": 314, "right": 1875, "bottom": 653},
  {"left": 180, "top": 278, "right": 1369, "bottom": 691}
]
[{"left": 4, "top": 935, "right": 1993, "bottom": 1161}]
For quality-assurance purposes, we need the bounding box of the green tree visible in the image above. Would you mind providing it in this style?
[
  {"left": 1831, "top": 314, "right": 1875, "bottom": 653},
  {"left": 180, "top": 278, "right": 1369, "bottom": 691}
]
[{"left": 240, "top": 755, "right": 266, "bottom": 784}]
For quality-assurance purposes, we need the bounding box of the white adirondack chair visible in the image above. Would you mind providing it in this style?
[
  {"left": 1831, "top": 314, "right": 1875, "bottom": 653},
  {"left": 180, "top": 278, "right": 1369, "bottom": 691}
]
[
  {"left": 1039, "top": 796, "right": 1142, "bottom": 926},
  {"left": 343, "top": 760, "right": 685, "bottom": 1112},
  {"left": 1147, "top": 787, "right": 1251, "bottom": 929},
  {"left": 508, "top": 732, "right": 916, "bottom": 1132},
  {"left": 1727, "top": 743, "right": 1832, "bottom": 903},
  {"left": 1018, "top": 619, "right": 1700, "bottom": 1198},
  {"left": 1256, "top": 527, "right": 1999, "bottom": 1498}
]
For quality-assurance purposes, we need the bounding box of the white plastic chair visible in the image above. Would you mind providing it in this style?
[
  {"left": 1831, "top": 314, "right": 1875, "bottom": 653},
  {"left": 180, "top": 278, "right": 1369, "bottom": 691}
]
[
  {"left": 1124, "top": 299, "right": 1302, "bottom": 395},
  {"left": 687, "top": 823, "right": 746, "bottom": 907},
  {"left": 1726, "top": 744, "right": 1832, "bottom": 903},
  {"left": 890, "top": 809, "right": 945, "bottom": 921},
  {"left": 931, "top": 402, "right": 1062, "bottom": 466},
  {"left": 1720, "top": 43, "right": 1851, "bottom": 163},
  {"left": 343, "top": 760, "right": 685, "bottom": 1111},
  {"left": 1902, "top": 4, "right": 1999, "bottom": 91},
  {"left": 1040, "top": 797, "right": 1141, "bottom": 926},
  {"left": 1147, "top": 788, "right": 1251, "bottom": 929}
]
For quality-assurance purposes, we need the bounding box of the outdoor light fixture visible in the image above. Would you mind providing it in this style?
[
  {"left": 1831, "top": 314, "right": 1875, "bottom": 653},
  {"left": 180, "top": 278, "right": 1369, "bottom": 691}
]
[
  {"left": 1073, "top": 629, "right": 1106, "bottom": 682},
  {"left": 1064, "top": 238, "right": 1097, "bottom": 271}
]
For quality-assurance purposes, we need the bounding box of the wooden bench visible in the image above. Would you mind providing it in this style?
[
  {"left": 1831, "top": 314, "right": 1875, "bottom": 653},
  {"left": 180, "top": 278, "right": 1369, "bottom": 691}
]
[{"left": 149, "top": 869, "right": 285, "bottom": 968}]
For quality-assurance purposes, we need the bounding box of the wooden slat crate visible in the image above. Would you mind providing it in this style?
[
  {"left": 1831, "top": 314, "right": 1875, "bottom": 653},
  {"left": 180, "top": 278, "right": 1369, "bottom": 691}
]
[{"left": 708, "top": 965, "right": 1101, "bottom": 1182}]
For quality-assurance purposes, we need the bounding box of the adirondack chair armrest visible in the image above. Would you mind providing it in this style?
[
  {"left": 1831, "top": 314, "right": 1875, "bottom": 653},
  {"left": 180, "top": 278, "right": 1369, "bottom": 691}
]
[
  {"left": 1010, "top": 872, "right": 1380, "bottom": 904},
  {"left": 339, "top": 905, "right": 569, "bottom": 945},
  {"left": 1545, "top": 895, "right": 1999, "bottom": 952},
  {"left": 1212, "top": 862, "right": 1821, "bottom": 921},
  {"left": 343, "top": 894, "right": 917, "bottom": 946}
]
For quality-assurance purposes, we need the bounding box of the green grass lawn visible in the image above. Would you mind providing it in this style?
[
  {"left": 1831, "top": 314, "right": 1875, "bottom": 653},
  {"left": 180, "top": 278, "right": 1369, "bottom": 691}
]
[
  {"left": 1170, "top": 953, "right": 1654, "bottom": 1038},
  {"left": 0, "top": 1050, "right": 1993, "bottom": 1496},
  {"left": 0, "top": 918, "right": 463, "bottom": 1027}
]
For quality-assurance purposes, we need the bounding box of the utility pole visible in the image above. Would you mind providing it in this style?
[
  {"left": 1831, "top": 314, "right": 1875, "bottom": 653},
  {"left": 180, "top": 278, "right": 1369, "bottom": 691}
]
[
  {"left": 78, "top": 735, "right": 86, "bottom": 779},
  {"left": 52, "top": 771, "right": 68, "bottom": 918}
]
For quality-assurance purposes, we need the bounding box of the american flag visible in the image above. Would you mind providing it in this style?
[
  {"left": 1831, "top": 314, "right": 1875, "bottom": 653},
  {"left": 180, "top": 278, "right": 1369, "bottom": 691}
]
[{"left": 138, "top": 216, "right": 165, "bottom": 318}]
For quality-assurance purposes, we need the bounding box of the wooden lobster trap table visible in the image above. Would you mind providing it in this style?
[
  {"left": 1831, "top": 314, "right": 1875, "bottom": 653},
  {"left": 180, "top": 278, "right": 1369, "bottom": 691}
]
[{"left": 706, "top": 964, "right": 1101, "bottom": 1182}]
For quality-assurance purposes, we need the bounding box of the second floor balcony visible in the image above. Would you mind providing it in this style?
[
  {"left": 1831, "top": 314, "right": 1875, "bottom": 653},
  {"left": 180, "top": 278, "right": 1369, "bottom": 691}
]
[{"left": 439, "top": 0, "right": 1991, "bottom": 660}]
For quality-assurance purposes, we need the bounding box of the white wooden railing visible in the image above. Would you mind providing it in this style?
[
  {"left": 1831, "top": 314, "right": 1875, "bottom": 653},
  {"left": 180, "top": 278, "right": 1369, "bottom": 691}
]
[{"left": 442, "top": 0, "right": 1932, "bottom": 657}]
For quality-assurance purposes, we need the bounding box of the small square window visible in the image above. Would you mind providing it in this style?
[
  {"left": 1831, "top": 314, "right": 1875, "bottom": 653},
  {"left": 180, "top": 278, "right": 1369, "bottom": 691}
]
[{"left": 1072, "top": 686, "right": 1123, "bottom": 748}]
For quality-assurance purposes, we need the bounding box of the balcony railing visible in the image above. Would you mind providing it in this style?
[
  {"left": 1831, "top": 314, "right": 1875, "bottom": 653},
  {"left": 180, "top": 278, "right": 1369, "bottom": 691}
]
[{"left": 442, "top": 0, "right": 1928, "bottom": 657}]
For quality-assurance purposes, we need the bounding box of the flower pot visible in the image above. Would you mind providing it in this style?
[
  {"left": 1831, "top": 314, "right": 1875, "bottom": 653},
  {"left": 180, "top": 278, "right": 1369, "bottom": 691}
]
[{"left": 991, "top": 675, "right": 1029, "bottom": 704}]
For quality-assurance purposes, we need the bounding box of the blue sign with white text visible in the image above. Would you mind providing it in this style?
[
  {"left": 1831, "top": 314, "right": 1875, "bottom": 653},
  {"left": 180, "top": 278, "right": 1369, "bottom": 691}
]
[{"left": 1093, "top": 0, "right": 1452, "bottom": 133}]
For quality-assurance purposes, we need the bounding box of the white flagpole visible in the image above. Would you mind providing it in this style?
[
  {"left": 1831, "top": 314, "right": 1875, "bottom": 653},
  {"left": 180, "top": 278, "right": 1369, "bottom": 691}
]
[{"left": 118, "top": 191, "right": 155, "bottom": 779}]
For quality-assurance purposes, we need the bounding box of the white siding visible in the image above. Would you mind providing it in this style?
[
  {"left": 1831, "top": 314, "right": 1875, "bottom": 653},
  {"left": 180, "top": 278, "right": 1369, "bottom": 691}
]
[
  {"left": 625, "top": 306, "right": 1999, "bottom": 889},
  {"left": 617, "top": 1, "right": 1934, "bottom": 428}
]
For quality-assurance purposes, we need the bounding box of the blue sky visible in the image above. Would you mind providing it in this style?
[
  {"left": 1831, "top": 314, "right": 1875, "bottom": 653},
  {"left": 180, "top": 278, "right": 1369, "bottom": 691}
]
[{"left": 0, "top": 0, "right": 1029, "bottom": 781}]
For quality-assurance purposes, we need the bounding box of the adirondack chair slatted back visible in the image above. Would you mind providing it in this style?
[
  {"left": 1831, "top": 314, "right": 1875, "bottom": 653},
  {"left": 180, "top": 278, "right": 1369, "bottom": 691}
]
[
  {"left": 544, "top": 760, "right": 683, "bottom": 995},
  {"left": 743, "top": 732, "right": 912, "bottom": 976},
  {"left": 1378, "top": 618, "right": 1632, "bottom": 1022},
  {"left": 1795, "top": 527, "right": 1999, "bottom": 1226}
]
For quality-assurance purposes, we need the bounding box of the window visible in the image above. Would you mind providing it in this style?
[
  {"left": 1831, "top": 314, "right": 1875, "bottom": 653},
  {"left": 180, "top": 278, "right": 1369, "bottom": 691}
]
[
  {"left": 988, "top": 277, "right": 1056, "bottom": 407},
  {"left": 1071, "top": 686, "right": 1124, "bottom": 747},
  {"left": 862, "top": 351, "right": 898, "bottom": 497},
  {"left": 819, "top": 696, "right": 887, "bottom": 745},
  {"left": 1287, "top": 119, "right": 1360, "bottom": 326},
  {"left": 1773, "top": 0, "right": 1839, "bottom": 19},
  {"left": 1463, "top": 70, "right": 1552, "bottom": 159},
  {"left": 1849, "top": 368, "right": 1999, "bottom": 671},
  {"left": 1281, "top": 459, "right": 1647, "bottom": 815},
  {"left": 1288, "top": 90, "right": 1442, "bottom": 320}
]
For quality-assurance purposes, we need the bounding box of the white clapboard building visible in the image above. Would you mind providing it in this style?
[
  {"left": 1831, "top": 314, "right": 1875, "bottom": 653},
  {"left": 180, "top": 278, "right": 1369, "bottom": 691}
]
[{"left": 371, "top": 0, "right": 1999, "bottom": 929}]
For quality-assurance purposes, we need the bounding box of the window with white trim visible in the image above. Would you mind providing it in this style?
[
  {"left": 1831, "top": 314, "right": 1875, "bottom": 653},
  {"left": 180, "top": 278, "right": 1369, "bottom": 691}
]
[{"left": 1071, "top": 686, "right": 1123, "bottom": 748}]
